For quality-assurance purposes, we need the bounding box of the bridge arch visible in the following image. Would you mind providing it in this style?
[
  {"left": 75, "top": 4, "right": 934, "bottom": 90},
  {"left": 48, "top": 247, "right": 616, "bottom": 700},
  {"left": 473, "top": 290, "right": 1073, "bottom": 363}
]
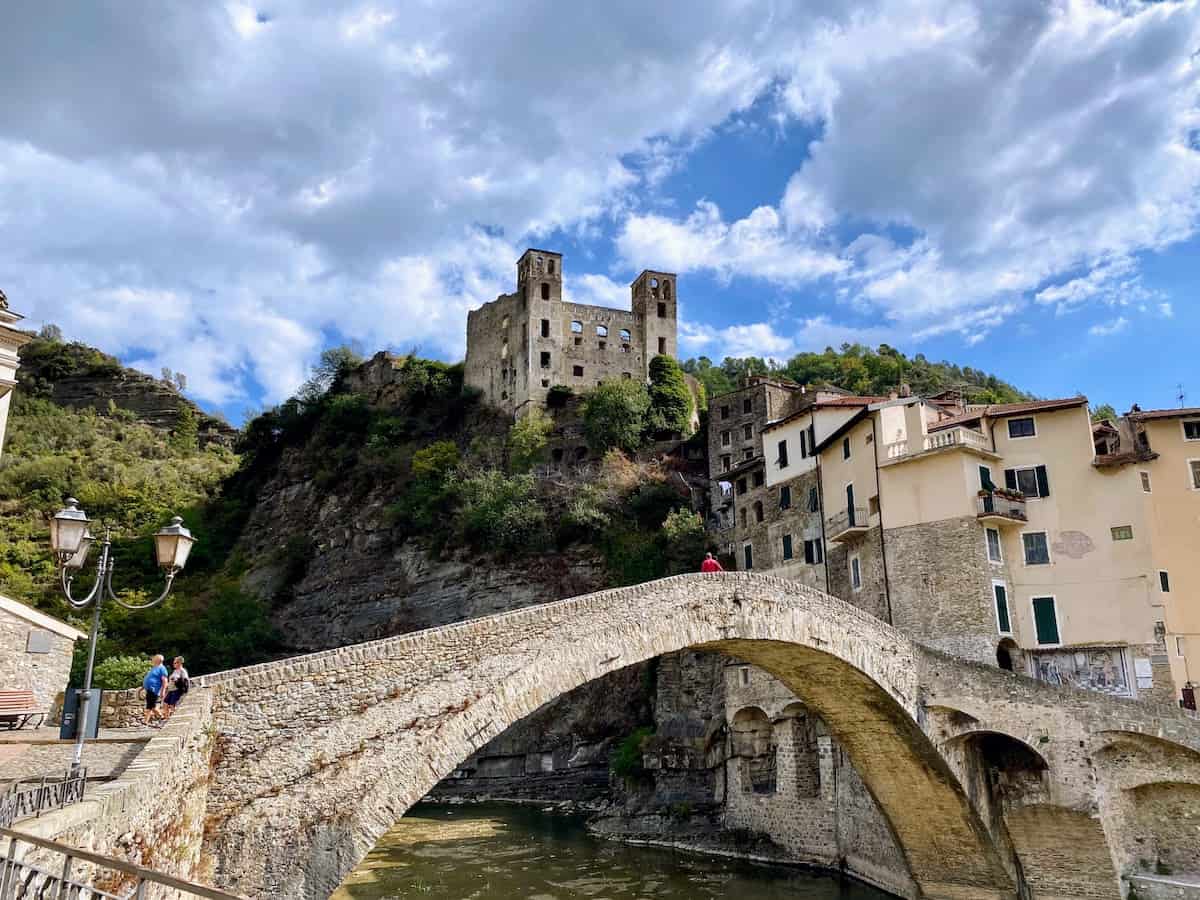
[{"left": 199, "top": 573, "right": 1015, "bottom": 899}]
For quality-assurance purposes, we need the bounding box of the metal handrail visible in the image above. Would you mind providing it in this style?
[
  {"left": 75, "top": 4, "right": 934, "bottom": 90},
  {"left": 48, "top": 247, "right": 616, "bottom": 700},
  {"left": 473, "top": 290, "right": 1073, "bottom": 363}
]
[
  {"left": 0, "top": 770, "right": 88, "bottom": 830},
  {"left": 0, "top": 828, "right": 245, "bottom": 900},
  {"left": 826, "top": 507, "right": 869, "bottom": 536}
]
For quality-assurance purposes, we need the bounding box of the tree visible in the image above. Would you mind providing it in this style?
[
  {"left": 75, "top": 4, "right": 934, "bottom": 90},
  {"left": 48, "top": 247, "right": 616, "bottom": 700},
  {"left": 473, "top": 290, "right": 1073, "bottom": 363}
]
[
  {"left": 661, "top": 509, "right": 706, "bottom": 575},
  {"left": 38, "top": 323, "right": 63, "bottom": 342},
  {"left": 298, "top": 345, "right": 365, "bottom": 403},
  {"left": 508, "top": 409, "right": 553, "bottom": 473},
  {"left": 1091, "top": 403, "right": 1118, "bottom": 423},
  {"left": 646, "top": 354, "right": 694, "bottom": 437},
  {"left": 174, "top": 372, "right": 188, "bottom": 392},
  {"left": 582, "top": 380, "right": 651, "bottom": 453},
  {"left": 170, "top": 403, "right": 199, "bottom": 451}
]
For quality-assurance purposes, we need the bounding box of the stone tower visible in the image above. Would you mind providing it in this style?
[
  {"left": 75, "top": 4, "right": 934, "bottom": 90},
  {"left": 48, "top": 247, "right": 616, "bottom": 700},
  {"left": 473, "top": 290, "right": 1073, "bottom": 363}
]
[{"left": 631, "top": 270, "right": 679, "bottom": 364}]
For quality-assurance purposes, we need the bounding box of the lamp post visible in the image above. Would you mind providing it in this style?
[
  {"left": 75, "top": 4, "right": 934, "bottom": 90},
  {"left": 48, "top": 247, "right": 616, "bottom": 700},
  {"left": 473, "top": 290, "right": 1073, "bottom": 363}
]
[{"left": 49, "top": 498, "right": 196, "bottom": 777}]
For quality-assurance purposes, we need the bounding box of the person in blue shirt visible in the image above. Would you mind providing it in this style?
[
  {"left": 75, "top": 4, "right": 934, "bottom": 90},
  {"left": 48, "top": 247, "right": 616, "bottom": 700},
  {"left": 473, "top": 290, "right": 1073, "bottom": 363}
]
[{"left": 142, "top": 655, "right": 169, "bottom": 727}]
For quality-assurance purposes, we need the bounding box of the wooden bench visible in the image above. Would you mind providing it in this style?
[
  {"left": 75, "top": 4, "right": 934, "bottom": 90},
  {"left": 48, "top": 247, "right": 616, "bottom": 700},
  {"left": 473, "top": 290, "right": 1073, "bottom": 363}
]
[{"left": 0, "top": 690, "right": 45, "bottom": 730}]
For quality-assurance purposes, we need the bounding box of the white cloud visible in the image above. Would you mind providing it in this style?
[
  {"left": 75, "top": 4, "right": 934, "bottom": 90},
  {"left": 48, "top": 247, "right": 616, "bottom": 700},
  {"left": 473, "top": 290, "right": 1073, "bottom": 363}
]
[
  {"left": 680, "top": 314, "right": 894, "bottom": 362},
  {"left": 1089, "top": 316, "right": 1130, "bottom": 337}
]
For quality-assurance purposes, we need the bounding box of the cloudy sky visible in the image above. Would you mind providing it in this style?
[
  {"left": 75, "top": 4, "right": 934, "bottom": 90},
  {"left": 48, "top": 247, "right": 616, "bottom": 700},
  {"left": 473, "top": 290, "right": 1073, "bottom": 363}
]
[{"left": 2, "top": 0, "right": 1198, "bottom": 422}]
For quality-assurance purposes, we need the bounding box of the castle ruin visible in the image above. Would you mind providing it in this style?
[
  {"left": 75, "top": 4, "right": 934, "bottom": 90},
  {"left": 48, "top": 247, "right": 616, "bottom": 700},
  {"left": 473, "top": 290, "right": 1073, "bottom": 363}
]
[{"left": 464, "top": 249, "right": 678, "bottom": 416}]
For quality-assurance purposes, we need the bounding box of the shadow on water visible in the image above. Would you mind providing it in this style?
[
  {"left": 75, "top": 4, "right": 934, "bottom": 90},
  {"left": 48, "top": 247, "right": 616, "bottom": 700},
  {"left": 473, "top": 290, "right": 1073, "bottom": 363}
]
[{"left": 332, "top": 803, "right": 892, "bottom": 899}]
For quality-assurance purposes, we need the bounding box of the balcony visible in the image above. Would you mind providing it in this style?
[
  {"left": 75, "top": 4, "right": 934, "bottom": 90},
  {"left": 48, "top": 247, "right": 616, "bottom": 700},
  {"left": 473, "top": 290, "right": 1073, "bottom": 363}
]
[
  {"left": 976, "top": 490, "right": 1027, "bottom": 526},
  {"left": 826, "top": 507, "right": 870, "bottom": 543},
  {"left": 884, "top": 426, "right": 995, "bottom": 461}
]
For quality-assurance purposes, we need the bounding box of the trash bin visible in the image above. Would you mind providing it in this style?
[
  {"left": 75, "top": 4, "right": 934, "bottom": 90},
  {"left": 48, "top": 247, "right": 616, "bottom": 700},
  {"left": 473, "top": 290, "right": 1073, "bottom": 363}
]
[{"left": 59, "top": 688, "right": 103, "bottom": 740}]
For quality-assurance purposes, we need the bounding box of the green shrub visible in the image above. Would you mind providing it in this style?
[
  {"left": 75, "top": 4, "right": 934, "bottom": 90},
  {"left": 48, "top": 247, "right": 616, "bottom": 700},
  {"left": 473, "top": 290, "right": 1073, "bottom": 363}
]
[
  {"left": 611, "top": 726, "right": 654, "bottom": 778},
  {"left": 91, "top": 655, "right": 150, "bottom": 690},
  {"left": 507, "top": 410, "right": 553, "bottom": 473},
  {"left": 455, "top": 471, "right": 548, "bottom": 552},
  {"left": 662, "top": 509, "right": 707, "bottom": 575},
  {"left": 582, "top": 380, "right": 650, "bottom": 453},
  {"left": 646, "top": 355, "right": 694, "bottom": 437}
]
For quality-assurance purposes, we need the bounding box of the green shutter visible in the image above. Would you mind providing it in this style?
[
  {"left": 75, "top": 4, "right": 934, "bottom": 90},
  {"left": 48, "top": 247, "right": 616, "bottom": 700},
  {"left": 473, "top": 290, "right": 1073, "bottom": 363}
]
[
  {"left": 1033, "top": 597, "right": 1059, "bottom": 645},
  {"left": 782, "top": 535, "right": 793, "bottom": 560},
  {"left": 994, "top": 585, "right": 1010, "bottom": 633},
  {"left": 1035, "top": 465, "right": 1051, "bottom": 498},
  {"left": 1004, "top": 469, "right": 1018, "bottom": 491}
]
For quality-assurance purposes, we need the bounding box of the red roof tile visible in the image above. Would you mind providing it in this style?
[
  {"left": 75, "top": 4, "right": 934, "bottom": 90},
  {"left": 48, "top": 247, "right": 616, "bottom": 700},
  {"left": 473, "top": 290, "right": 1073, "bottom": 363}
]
[{"left": 929, "top": 397, "right": 1087, "bottom": 432}]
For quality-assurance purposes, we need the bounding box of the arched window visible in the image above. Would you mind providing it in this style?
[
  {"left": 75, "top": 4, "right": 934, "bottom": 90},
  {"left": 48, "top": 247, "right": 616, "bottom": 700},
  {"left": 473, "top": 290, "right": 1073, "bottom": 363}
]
[
  {"left": 731, "top": 707, "right": 777, "bottom": 795},
  {"left": 620, "top": 328, "right": 631, "bottom": 342},
  {"left": 596, "top": 324, "right": 608, "bottom": 337},
  {"left": 754, "top": 500, "right": 764, "bottom": 523},
  {"left": 547, "top": 259, "right": 555, "bottom": 274},
  {"left": 540, "top": 282, "right": 550, "bottom": 300},
  {"left": 571, "top": 320, "right": 583, "bottom": 333},
  {"left": 662, "top": 280, "right": 670, "bottom": 299},
  {"left": 501, "top": 315, "right": 509, "bottom": 330}
]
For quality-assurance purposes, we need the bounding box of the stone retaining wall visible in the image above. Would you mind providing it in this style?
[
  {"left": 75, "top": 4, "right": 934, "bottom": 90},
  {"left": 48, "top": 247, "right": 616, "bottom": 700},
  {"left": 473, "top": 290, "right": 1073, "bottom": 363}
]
[
  {"left": 1128, "top": 876, "right": 1200, "bottom": 899},
  {"left": 98, "top": 686, "right": 147, "bottom": 728}
]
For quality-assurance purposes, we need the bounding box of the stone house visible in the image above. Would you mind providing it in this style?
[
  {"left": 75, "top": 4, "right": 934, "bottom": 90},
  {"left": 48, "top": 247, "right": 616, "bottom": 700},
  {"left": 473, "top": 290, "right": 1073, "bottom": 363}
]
[
  {"left": 0, "top": 288, "right": 34, "bottom": 460},
  {"left": 0, "top": 594, "right": 86, "bottom": 713},
  {"left": 464, "top": 249, "right": 678, "bottom": 418}
]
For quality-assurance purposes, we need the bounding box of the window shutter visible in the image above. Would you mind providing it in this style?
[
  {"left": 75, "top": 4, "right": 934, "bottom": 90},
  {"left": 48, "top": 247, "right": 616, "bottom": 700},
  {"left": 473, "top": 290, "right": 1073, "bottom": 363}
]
[
  {"left": 808, "top": 424, "right": 816, "bottom": 453},
  {"left": 994, "top": 585, "right": 1010, "bottom": 633},
  {"left": 1004, "top": 469, "right": 1018, "bottom": 491},
  {"left": 1035, "top": 465, "right": 1050, "bottom": 498},
  {"left": 804, "top": 541, "right": 814, "bottom": 564},
  {"left": 1033, "top": 598, "right": 1060, "bottom": 645}
]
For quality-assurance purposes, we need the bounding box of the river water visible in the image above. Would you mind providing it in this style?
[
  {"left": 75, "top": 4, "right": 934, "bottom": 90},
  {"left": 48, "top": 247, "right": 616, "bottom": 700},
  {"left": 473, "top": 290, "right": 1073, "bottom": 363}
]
[{"left": 331, "top": 803, "right": 890, "bottom": 899}]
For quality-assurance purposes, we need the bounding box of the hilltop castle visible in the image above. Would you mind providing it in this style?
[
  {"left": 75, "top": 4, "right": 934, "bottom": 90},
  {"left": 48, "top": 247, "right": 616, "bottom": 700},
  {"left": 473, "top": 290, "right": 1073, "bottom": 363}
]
[{"left": 464, "top": 249, "right": 678, "bottom": 416}]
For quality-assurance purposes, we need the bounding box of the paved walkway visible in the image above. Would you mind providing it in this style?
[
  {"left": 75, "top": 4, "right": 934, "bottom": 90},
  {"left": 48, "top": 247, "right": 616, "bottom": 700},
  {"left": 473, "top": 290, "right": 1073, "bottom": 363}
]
[{"left": 0, "top": 726, "right": 154, "bottom": 785}]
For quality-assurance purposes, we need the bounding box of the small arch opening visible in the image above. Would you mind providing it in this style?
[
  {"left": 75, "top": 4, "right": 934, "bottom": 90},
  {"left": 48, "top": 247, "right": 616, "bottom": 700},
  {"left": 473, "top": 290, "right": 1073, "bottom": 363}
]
[
  {"left": 596, "top": 324, "right": 608, "bottom": 337},
  {"left": 731, "top": 706, "right": 776, "bottom": 795},
  {"left": 547, "top": 259, "right": 555, "bottom": 274},
  {"left": 620, "top": 328, "right": 631, "bottom": 342},
  {"left": 662, "top": 280, "right": 670, "bottom": 298},
  {"left": 997, "top": 639, "right": 1018, "bottom": 672},
  {"left": 571, "top": 320, "right": 583, "bottom": 333},
  {"left": 540, "top": 282, "right": 550, "bottom": 300}
]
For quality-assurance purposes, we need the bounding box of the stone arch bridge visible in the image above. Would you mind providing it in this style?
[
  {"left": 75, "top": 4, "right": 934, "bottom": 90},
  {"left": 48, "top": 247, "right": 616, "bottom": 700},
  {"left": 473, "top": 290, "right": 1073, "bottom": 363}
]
[{"left": 195, "top": 573, "right": 1200, "bottom": 900}]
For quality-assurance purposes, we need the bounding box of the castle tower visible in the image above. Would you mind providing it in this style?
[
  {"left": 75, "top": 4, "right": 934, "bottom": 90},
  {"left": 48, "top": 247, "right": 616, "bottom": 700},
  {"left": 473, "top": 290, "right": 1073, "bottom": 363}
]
[
  {"left": 0, "top": 288, "right": 33, "bottom": 460},
  {"left": 631, "top": 270, "right": 678, "bottom": 372},
  {"left": 517, "top": 249, "right": 564, "bottom": 412}
]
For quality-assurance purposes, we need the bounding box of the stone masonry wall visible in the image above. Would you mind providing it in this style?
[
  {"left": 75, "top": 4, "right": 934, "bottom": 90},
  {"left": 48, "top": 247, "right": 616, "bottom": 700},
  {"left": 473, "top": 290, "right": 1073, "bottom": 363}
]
[
  {"left": 0, "top": 604, "right": 76, "bottom": 713},
  {"left": 827, "top": 525, "right": 890, "bottom": 622},
  {"left": 3, "top": 689, "right": 217, "bottom": 899}
]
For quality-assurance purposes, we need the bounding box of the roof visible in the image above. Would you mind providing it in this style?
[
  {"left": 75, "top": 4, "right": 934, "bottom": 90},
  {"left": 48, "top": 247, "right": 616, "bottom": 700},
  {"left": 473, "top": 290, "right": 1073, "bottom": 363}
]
[
  {"left": 0, "top": 595, "right": 88, "bottom": 641},
  {"left": 929, "top": 397, "right": 1088, "bottom": 432},
  {"left": 762, "top": 396, "right": 884, "bottom": 432},
  {"left": 1130, "top": 407, "right": 1200, "bottom": 421}
]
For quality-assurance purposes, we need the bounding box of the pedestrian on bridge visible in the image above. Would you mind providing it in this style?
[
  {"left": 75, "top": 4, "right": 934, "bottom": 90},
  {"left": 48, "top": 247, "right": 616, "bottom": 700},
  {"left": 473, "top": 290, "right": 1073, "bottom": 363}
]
[
  {"left": 701, "top": 552, "right": 724, "bottom": 573},
  {"left": 164, "top": 656, "right": 190, "bottom": 719},
  {"left": 142, "top": 655, "right": 168, "bottom": 728}
]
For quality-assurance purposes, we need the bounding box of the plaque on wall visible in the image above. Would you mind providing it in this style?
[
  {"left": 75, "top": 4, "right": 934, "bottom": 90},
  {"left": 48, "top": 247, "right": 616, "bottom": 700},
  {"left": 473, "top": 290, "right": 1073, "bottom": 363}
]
[{"left": 26, "top": 630, "right": 52, "bottom": 654}]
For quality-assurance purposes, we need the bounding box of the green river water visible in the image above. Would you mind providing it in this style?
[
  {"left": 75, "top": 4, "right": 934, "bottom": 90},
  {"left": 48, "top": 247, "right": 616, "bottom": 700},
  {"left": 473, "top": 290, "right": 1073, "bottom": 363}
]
[{"left": 331, "top": 803, "right": 891, "bottom": 900}]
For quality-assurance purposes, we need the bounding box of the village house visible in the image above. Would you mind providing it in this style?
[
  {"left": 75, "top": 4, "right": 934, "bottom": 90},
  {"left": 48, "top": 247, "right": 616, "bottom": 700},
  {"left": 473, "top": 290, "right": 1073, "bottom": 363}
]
[{"left": 0, "top": 288, "right": 33, "bottom": 460}]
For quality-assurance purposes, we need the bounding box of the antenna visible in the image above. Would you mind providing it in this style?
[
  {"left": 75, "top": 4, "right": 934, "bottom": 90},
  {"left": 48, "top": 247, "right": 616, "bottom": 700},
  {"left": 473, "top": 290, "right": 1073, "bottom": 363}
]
[{"left": 1179, "top": 384, "right": 1187, "bottom": 409}]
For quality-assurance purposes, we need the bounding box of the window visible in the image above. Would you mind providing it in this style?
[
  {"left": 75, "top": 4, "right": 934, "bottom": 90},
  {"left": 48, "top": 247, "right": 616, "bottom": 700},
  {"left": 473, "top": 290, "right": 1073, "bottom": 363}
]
[
  {"left": 777, "top": 440, "right": 789, "bottom": 468},
  {"left": 850, "top": 556, "right": 862, "bottom": 591},
  {"left": 736, "top": 478, "right": 748, "bottom": 496},
  {"left": 979, "top": 465, "right": 994, "bottom": 490},
  {"left": 1023, "top": 532, "right": 1051, "bottom": 566},
  {"left": 1008, "top": 417, "right": 1037, "bottom": 439},
  {"left": 743, "top": 398, "right": 753, "bottom": 414},
  {"left": 782, "top": 534, "right": 794, "bottom": 561},
  {"left": 752, "top": 470, "right": 764, "bottom": 488},
  {"left": 1032, "top": 596, "right": 1060, "bottom": 645},
  {"left": 743, "top": 544, "right": 754, "bottom": 570},
  {"left": 540, "top": 351, "right": 551, "bottom": 368},
  {"left": 740, "top": 667, "right": 751, "bottom": 686},
  {"left": 571, "top": 320, "right": 583, "bottom": 333},
  {"left": 657, "top": 302, "right": 667, "bottom": 318},
  {"left": 993, "top": 582, "right": 1012, "bottom": 635},
  {"left": 1110, "top": 525, "right": 1134, "bottom": 542},
  {"left": 743, "top": 423, "right": 754, "bottom": 440},
  {"left": 547, "top": 259, "right": 555, "bottom": 274},
  {"left": 721, "top": 454, "right": 732, "bottom": 473},
  {"left": 808, "top": 487, "right": 819, "bottom": 513},
  {"left": 662, "top": 280, "right": 670, "bottom": 298},
  {"left": 740, "top": 508, "right": 748, "bottom": 527},
  {"left": 620, "top": 329, "right": 631, "bottom": 342},
  {"left": 1160, "top": 571, "right": 1171, "bottom": 593},
  {"left": 799, "top": 430, "right": 808, "bottom": 459},
  {"left": 986, "top": 527, "right": 1003, "bottom": 563},
  {"left": 658, "top": 337, "right": 667, "bottom": 354},
  {"left": 1178, "top": 636, "right": 1187, "bottom": 657},
  {"left": 540, "top": 318, "right": 550, "bottom": 338},
  {"left": 1184, "top": 420, "right": 1200, "bottom": 441},
  {"left": 721, "top": 405, "right": 730, "bottom": 420},
  {"left": 574, "top": 336, "right": 583, "bottom": 346},
  {"left": 743, "top": 449, "right": 754, "bottom": 461},
  {"left": 1191, "top": 459, "right": 1200, "bottom": 490},
  {"left": 779, "top": 485, "right": 792, "bottom": 509},
  {"left": 541, "top": 282, "right": 550, "bottom": 300},
  {"left": 621, "top": 371, "right": 631, "bottom": 379},
  {"left": 843, "top": 437, "right": 852, "bottom": 460},
  {"left": 573, "top": 365, "right": 584, "bottom": 377},
  {"left": 1005, "top": 465, "right": 1050, "bottom": 498},
  {"left": 598, "top": 341, "right": 607, "bottom": 350},
  {"left": 722, "top": 430, "right": 731, "bottom": 446},
  {"left": 804, "top": 538, "right": 824, "bottom": 565},
  {"left": 596, "top": 325, "right": 608, "bottom": 337},
  {"left": 1140, "top": 471, "right": 1152, "bottom": 493},
  {"left": 868, "top": 495, "right": 880, "bottom": 518}
]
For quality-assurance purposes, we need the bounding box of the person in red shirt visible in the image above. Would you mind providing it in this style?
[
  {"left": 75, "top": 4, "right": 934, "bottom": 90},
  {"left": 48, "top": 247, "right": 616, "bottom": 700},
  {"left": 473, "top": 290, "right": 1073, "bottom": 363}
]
[{"left": 701, "top": 553, "right": 724, "bottom": 573}]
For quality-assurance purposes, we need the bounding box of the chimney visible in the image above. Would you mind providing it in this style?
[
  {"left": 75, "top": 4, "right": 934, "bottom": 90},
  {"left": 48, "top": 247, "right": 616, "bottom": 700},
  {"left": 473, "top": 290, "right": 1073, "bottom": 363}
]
[{"left": 899, "top": 383, "right": 912, "bottom": 398}]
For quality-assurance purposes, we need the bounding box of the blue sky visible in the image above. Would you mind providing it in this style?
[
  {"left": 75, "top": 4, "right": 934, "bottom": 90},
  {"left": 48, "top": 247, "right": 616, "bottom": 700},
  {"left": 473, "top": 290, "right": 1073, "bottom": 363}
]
[{"left": 1, "top": 0, "right": 1197, "bottom": 424}]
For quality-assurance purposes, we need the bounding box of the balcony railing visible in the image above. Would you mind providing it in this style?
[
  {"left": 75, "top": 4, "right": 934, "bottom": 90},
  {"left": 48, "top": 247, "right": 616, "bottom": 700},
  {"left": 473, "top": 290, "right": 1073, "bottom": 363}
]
[
  {"left": 826, "top": 507, "right": 870, "bottom": 542},
  {"left": 885, "top": 427, "right": 993, "bottom": 460},
  {"left": 976, "top": 491, "right": 1027, "bottom": 524},
  {"left": 0, "top": 770, "right": 87, "bottom": 830}
]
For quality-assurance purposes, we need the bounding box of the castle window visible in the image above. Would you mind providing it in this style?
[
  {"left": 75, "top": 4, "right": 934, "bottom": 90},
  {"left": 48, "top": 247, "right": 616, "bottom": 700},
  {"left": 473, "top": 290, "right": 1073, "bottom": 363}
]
[
  {"left": 540, "top": 282, "right": 550, "bottom": 300},
  {"left": 541, "top": 379, "right": 550, "bottom": 387},
  {"left": 547, "top": 259, "right": 555, "bottom": 274},
  {"left": 575, "top": 336, "right": 583, "bottom": 346},
  {"left": 573, "top": 365, "right": 584, "bottom": 377},
  {"left": 658, "top": 337, "right": 666, "bottom": 354},
  {"left": 598, "top": 341, "right": 606, "bottom": 350},
  {"left": 541, "top": 319, "right": 550, "bottom": 338},
  {"left": 620, "top": 344, "right": 630, "bottom": 353},
  {"left": 571, "top": 320, "right": 583, "bottom": 333},
  {"left": 754, "top": 501, "right": 764, "bottom": 523},
  {"left": 657, "top": 302, "right": 666, "bottom": 318},
  {"left": 662, "top": 280, "right": 670, "bottom": 298},
  {"left": 501, "top": 342, "right": 508, "bottom": 359},
  {"left": 596, "top": 325, "right": 608, "bottom": 337},
  {"left": 622, "top": 372, "right": 632, "bottom": 379},
  {"left": 782, "top": 534, "right": 794, "bottom": 561},
  {"left": 620, "top": 329, "right": 631, "bottom": 342},
  {"left": 501, "top": 315, "right": 510, "bottom": 329},
  {"left": 540, "top": 352, "right": 551, "bottom": 368},
  {"left": 500, "top": 391, "right": 508, "bottom": 400}
]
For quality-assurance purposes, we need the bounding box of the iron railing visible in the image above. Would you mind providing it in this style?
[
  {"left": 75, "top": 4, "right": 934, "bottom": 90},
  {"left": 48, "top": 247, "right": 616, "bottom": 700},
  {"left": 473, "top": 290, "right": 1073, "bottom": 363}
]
[
  {"left": 0, "top": 828, "right": 245, "bottom": 900},
  {"left": 976, "top": 491, "right": 1027, "bottom": 522},
  {"left": 826, "top": 507, "right": 870, "bottom": 538},
  {"left": 0, "top": 771, "right": 87, "bottom": 830}
]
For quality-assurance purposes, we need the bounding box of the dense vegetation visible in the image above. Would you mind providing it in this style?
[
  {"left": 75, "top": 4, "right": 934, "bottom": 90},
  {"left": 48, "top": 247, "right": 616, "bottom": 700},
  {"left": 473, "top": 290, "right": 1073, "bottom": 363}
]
[{"left": 682, "top": 344, "right": 1030, "bottom": 406}]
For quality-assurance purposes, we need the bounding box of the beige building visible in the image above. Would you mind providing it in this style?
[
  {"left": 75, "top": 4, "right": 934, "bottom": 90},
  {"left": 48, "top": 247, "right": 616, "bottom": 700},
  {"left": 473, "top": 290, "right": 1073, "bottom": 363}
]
[
  {"left": 0, "top": 288, "right": 33, "bottom": 459},
  {"left": 464, "top": 249, "right": 678, "bottom": 417}
]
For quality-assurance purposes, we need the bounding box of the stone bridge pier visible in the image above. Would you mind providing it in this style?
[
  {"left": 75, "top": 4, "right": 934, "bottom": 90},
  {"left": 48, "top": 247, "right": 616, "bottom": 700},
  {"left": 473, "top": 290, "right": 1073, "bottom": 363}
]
[{"left": 194, "top": 573, "right": 1200, "bottom": 900}]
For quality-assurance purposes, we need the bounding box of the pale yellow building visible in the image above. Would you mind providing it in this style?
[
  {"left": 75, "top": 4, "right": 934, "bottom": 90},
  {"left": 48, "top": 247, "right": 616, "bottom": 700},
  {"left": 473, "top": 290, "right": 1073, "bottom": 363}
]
[{"left": 0, "top": 288, "right": 33, "bottom": 460}]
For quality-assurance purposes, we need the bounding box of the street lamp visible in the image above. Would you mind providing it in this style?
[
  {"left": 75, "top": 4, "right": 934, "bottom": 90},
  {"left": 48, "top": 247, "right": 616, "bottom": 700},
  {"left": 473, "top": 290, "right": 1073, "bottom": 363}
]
[{"left": 50, "top": 498, "right": 196, "bottom": 776}]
